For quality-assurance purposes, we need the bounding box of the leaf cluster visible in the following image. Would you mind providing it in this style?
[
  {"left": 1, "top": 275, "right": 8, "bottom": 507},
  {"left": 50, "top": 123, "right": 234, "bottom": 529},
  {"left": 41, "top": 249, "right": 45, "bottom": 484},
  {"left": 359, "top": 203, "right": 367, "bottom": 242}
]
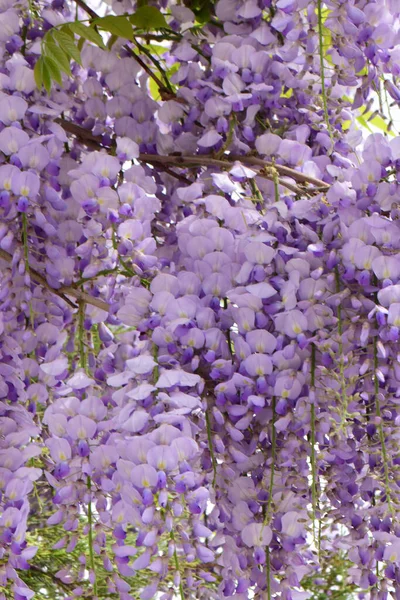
[{"left": 36, "top": 7, "right": 171, "bottom": 93}]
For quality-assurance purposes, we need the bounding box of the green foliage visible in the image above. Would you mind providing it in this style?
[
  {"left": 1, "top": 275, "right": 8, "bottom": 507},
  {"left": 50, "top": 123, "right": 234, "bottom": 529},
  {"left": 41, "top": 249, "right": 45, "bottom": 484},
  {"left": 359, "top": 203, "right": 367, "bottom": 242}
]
[
  {"left": 38, "top": 6, "right": 173, "bottom": 92},
  {"left": 357, "top": 110, "right": 395, "bottom": 137},
  {"left": 129, "top": 6, "right": 168, "bottom": 30},
  {"left": 19, "top": 513, "right": 151, "bottom": 599},
  {"left": 342, "top": 95, "right": 394, "bottom": 136},
  {"left": 35, "top": 27, "right": 84, "bottom": 92},
  {"left": 186, "top": 0, "right": 217, "bottom": 23},
  {"left": 34, "top": 57, "right": 51, "bottom": 93},
  {"left": 68, "top": 20, "right": 106, "bottom": 49},
  {"left": 94, "top": 15, "right": 135, "bottom": 40},
  {"left": 19, "top": 515, "right": 363, "bottom": 600},
  {"left": 302, "top": 552, "right": 360, "bottom": 600}
]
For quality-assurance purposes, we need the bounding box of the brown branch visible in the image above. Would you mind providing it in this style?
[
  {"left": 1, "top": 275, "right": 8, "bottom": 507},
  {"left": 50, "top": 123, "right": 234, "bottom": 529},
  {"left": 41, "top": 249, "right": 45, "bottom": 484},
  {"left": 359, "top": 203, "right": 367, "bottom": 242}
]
[
  {"left": 138, "top": 154, "right": 316, "bottom": 196},
  {"left": 152, "top": 163, "right": 194, "bottom": 184},
  {"left": 0, "top": 249, "right": 109, "bottom": 312},
  {"left": 55, "top": 118, "right": 105, "bottom": 148},
  {"left": 54, "top": 117, "right": 327, "bottom": 196}
]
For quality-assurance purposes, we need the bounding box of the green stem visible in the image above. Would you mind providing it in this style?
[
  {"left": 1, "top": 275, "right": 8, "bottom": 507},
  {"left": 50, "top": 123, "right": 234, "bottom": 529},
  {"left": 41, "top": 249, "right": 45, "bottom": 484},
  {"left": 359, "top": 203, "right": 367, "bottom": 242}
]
[
  {"left": 272, "top": 162, "right": 280, "bottom": 203},
  {"left": 249, "top": 178, "right": 264, "bottom": 205},
  {"left": 372, "top": 81, "right": 384, "bottom": 117},
  {"left": 119, "top": 257, "right": 136, "bottom": 277},
  {"left": 373, "top": 337, "right": 394, "bottom": 515},
  {"left": 264, "top": 397, "right": 276, "bottom": 525},
  {"left": 73, "top": 267, "right": 118, "bottom": 287},
  {"left": 334, "top": 267, "right": 350, "bottom": 433},
  {"left": 216, "top": 115, "right": 236, "bottom": 158},
  {"left": 86, "top": 475, "right": 98, "bottom": 596},
  {"left": 21, "top": 213, "right": 35, "bottom": 329},
  {"left": 170, "top": 531, "right": 185, "bottom": 600},
  {"left": 205, "top": 408, "right": 217, "bottom": 487},
  {"left": 152, "top": 343, "right": 159, "bottom": 384},
  {"left": 317, "top": 0, "right": 333, "bottom": 146}
]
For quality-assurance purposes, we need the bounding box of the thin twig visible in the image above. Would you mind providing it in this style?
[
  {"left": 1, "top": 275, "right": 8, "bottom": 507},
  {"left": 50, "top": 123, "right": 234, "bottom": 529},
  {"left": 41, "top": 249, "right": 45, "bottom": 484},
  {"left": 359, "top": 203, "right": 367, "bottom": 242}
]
[
  {"left": 0, "top": 248, "right": 109, "bottom": 311},
  {"left": 72, "top": 0, "right": 173, "bottom": 97},
  {"left": 149, "top": 161, "right": 194, "bottom": 184},
  {"left": 73, "top": 0, "right": 97, "bottom": 18},
  {"left": 229, "top": 155, "right": 329, "bottom": 189}
]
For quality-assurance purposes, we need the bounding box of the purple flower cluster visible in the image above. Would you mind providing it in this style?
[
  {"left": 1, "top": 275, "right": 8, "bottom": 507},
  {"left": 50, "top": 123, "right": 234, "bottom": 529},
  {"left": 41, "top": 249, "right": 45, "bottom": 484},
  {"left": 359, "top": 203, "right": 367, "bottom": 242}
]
[{"left": 1, "top": 0, "right": 400, "bottom": 598}]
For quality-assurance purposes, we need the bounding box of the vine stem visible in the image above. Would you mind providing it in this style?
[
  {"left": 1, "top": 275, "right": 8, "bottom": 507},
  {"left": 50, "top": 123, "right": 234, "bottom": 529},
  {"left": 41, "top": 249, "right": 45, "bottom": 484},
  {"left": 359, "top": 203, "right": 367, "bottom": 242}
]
[
  {"left": 170, "top": 531, "right": 185, "bottom": 600},
  {"left": 373, "top": 337, "right": 394, "bottom": 516},
  {"left": 152, "top": 343, "right": 159, "bottom": 384},
  {"left": 86, "top": 475, "right": 98, "bottom": 596},
  {"left": 310, "top": 343, "right": 319, "bottom": 551},
  {"left": 272, "top": 160, "right": 280, "bottom": 203},
  {"left": 266, "top": 547, "right": 271, "bottom": 600},
  {"left": 21, "top": 212, "right": 35, "bottom": 328},
  {"left": 249, "top": 178, "right": 264, "bottom": 205},
  {"left": 0, "top": 247, "right": 109, "bottom": 311},
  {"left": 263, "top": 397, "right": 277, "bottom": 599},
  {"left": 79, "top": 294, "right": 96, "bottom": 594},
  {"left": 264, "top": 396, "right": 277, "bottom": 526},
  {"left": 334, "top": 267, "right": 349, "bottom": 432},
  {"left": 216, "top": 115, "right": 236, "bottom": 158},
  {"left": 205, "top": 407, "right": 217, "bottom": 487},
  {"left": 317, "top": 0, "right": 333, "bottom": 147}
]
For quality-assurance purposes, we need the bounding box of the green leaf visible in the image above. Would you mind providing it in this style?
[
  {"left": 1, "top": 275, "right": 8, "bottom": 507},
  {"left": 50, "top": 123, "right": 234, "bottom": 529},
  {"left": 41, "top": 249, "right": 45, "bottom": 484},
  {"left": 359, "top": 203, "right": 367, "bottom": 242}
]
[
  {"left": 361, "top": 111, "right": 395, "bottom": 137},
  {"left": 52, "top": 29, "right": 82, "bottom": 65},
  {"left": 107, "top": 33, "right": 119, "bottom": 50},
  {"left": 145, "top": 43, "right": 167, "bottom": 56},
  {"left": 69, "top": 21, "right": 106, "bottom": 49},
  {"left": 42, "top": 60, "right": 52, "bottom": 93},
  {"left": 77, "top": 37, "right": 85, "bottom": 52},
  {"left": 94, "top": 15, "right": 134, "bottom": 40},
  {"left": 44, "top": 56, "right": 63, "bottom": 85},
  {"left": 191, "top": 0, "right": 216, "bottom": 23},
  {"left": 356, "top": 114, "right": 373, "bottom": 133},
  {"left": 130, "top": 6, "right": 168, "bottom": 30},
  {"left": 59, "top": 24, "right": 75, "bottom": 39},
  {"left": 149, "top": 76, "right": 160, "bottom": 101},
  {"left": 43, "top": 41, "right": 72, "bottom": 76},
  {"left": 34, "top": 57, "right": 43, "bottom": 90}
]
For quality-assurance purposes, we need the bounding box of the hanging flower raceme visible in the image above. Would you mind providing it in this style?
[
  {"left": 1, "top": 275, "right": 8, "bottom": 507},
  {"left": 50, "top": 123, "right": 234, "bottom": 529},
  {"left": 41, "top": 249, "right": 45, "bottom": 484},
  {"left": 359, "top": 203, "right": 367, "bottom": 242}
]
[{"left": 1, "top": 0, "right": 400, "bottom": 598}]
